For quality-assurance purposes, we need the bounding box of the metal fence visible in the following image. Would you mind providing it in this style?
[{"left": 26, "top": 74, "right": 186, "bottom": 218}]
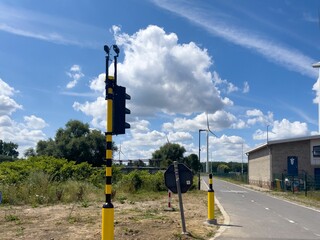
[
  {"left": 273, "top": 172, "right": 320, "bottom": 195},
  {"left": 213, "top": 172, "right": 248, "bottom": 184}
]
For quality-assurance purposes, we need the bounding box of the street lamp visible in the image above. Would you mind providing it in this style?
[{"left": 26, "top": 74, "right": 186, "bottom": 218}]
[
  {"left": 198, "top": 129, "right": 205, "bottom": 189},
  {"left": 199, "top": 129, "right": 209, "bottom": 174},
  {"left": 313, "top": 62, "right": 320, "bottom": 134}
]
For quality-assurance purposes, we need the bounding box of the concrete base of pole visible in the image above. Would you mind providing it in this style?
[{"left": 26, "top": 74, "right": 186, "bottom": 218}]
[
  {"left": 206, "top": 219, "right": 218, "bottom": 225},
  {"left": 181, "top": 231, "right": 190, "bottom": 236},
  {"left": 164, "top": 207, "right": 175, "bottom": 211}
]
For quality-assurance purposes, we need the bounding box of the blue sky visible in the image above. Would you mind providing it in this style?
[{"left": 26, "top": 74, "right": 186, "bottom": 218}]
[{"left": 1, "top": 0, "right": 320, "bottom": 163}]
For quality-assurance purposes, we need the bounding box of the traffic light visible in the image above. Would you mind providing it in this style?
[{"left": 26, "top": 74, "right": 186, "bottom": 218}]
[{"left": 113, "top": 85, "right": 130, "bottom": 135}]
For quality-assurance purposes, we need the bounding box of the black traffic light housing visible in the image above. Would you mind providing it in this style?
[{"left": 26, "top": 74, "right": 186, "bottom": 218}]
[{"left": 113, "top": 85, "right": 130, "bottom": 135}]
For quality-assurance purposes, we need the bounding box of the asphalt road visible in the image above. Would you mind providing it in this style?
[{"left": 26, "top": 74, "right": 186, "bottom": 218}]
[{"left": 204, "top": 178, "right": 320, "bottom": 240}]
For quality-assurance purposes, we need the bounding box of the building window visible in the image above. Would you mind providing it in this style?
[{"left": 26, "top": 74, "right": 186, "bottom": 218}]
[{"left": 313, "top": 145, "right": 320, "bottom": 157}]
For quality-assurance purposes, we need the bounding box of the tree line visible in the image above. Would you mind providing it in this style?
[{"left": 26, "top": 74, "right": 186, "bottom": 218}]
[{"left": 1, "top": 119, "right": 246, "bottom": 173}]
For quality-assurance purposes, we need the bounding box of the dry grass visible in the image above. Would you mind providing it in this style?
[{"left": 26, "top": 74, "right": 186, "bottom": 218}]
[{"left": 0, "top": 190, "right": 222, "bottom": 240}]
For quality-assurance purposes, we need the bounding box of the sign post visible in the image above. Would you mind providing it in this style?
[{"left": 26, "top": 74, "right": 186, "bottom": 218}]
[
  {"left": 164, "top": 162, "right": 193, "bottom": 235},
  {"left": 174, "top": 161, "right": 188, "bottom": 234}
]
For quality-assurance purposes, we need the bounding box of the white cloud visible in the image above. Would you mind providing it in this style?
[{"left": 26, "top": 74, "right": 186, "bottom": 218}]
[
  {"left": 24, "top": 115, "right": 48, "bottom": 129},
  {"left": 199, "top": 134, "right": 248, "bottom": 163},
  {"left": 130, "top": 119, "right": 150, "bottom": 133},
  {"left": 114, "top": 25, "right": 231, "bottom": 116},
  {"left": 73, "top": 96, "right": 105, "bottom": 128},
  {"left": 66, "top": 64, "right": 84, "bottom": 89},
  {"left": 0, "top": 116, "right": 47, "bottom": 157},
  {"left": 0, "top": 78, "right": 22, "bottom": 116},
  {"left": 253, "top": 119, "right": 309, "bottom": 141},
  {"left": 246, "top": 109, "right": 273, "bottom": 126},
  {"left": 243, "top": 81, "right": 250, "bottom": 93},
  {"left": 213, "top": 71, "right": 239, "bottom": 94},
  {"left": 162, "top": 111, "right": 237, "bottom": 132},
  {"left": 74, "top": 25, "right": 233, "bottom": 131},
  {"left": 89, "top": 73, "right": 105, "bottom": 92},
  {"left": 312, "top": 69, "right": 320, "bottom": 104},
  {"left": 0, "top": 79, "right": 47, "bottom": 156},
  {"left": 0, "top": 78, "right": 16, "bottom": 96},
  {"left": 168, "top": 131, "right": 193, "bottom": 142},
  {"left": 0, "top": 95, "right": 22, "bottom": 116}
]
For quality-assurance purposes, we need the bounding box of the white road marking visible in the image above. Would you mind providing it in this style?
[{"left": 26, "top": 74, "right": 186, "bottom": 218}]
[
  {"left": 286, "top": 219, "right": 295, "bottom": 224},
  {"left": 220, "top": 190, "right": 247, "bottom": 193}
]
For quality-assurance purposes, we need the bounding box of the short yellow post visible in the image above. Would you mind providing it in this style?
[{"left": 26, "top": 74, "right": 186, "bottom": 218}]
[{"left": 207, "top": 173, "right": 217, "bottom": 224}]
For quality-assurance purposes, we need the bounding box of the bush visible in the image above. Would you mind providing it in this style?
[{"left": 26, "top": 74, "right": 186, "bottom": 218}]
[
  {"left": 0, "top": 156, "right": 99, "bottom": 184},
  {"left": 0, "top": 172, "right": 101, "bottom": 205},
  {"left": 116, "top": 170, "right": 166, "bottom": 193},
  {"left": 0, "top": 156, "right": 170, "bottom": 205}
]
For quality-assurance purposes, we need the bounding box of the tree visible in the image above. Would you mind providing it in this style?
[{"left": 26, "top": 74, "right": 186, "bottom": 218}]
[
  {"left": 217, "top": 164, "right": 230, "bottom": 174},
  {"left": 152, "top": 143, "right": 186, "bottom": 168},
  {"left": 184, "top": 153, "right": 201, "bottom": 173},
  {"left": 36, "top": 120, "right": 118, "bottom": 166},
  {"left": 0, "top": 140, "right": 19, "bottom": 159},
  {"left": 24, "top": 148, "right": 36, "bottom": 158}
]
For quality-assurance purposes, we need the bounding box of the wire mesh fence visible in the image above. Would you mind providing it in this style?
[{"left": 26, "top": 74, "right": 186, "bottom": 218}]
[{"left": 273, "top": 172, "right": 320, "bottom": 196}]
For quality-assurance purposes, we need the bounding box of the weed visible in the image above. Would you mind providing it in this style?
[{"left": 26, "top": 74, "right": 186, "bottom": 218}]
[
  {"left": 16, "top": 226, "right": 25, "bottom": 236},
  {"left": 81, "top": 201, "right": 89, "bottom": 208},
  {"left": 5, "top": 214, "right": 19, "bottom": 222}
]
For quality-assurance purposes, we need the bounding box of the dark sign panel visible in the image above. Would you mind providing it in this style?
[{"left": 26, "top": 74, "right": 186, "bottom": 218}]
[{"left": 164, "top": 163, "right": 193, "bottom": 194}]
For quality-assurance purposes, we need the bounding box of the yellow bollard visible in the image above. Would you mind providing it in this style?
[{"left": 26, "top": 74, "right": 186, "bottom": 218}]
[
  {"left": 207, "top": 173, "right": 217, "bottom": 224},
  {"left": 101, "top": 203, "right": 114, "bottom": 240}
]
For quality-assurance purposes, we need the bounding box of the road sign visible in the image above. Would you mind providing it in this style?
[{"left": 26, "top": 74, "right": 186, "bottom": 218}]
[{"left": 164, "top": 163, "right": 193, "bottom": 194}]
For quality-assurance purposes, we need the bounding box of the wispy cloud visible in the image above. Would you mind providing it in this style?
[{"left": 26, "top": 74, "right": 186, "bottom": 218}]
[
  {"left": 303, "top": 12, "right": 319, "bottom": 23},
  {"left": 152, "top": 0, "right": 317, "bottom": 79},
  {"left": 280, "top": 101, "right": 318, "bottom": 126},
  {"left": 66, "top": 65, "right": 84, "bottom": 89},
  {"left": 0, "top": 3, "right": 105, "bottom": 48},
  {"left": 60, "top": 91, "right": 98, "bottom": 98}
]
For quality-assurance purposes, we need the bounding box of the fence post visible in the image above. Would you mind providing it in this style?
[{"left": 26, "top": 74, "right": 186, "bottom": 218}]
[
  {"left": 207, "top": 173, "right": 217, "bottom": 224},
  {"left": 304, "top": 172, "right": 307, "bottom": 197}
]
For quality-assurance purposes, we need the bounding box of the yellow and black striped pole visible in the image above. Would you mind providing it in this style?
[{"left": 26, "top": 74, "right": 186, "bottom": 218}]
[
  {"left": 207, "top": 173, "right": 217, "bottom": 224},
  {"left": 101, "top": 71, "right": 114, "bottom": 239}
]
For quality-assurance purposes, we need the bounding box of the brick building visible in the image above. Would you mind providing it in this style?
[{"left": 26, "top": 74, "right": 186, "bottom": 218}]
[{"left": 246, "top": 135, "right": 320, "bottom": 189}]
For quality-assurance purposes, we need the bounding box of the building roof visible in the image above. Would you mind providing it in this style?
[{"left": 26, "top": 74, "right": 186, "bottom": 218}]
[{"left": 246, "top": 135, "right": 320, "bottom": 154}]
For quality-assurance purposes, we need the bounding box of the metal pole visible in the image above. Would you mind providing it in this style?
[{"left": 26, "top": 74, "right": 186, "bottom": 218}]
[
  {"left": 174, "top": 161, "right": 188, "bottom": 235},
  {"left": 304, "top": 172, "right": 307, "bottom": 197},
  {"left": 101, "top": 45, "right": 114, "bottom": 240},
  {"left": 206, "top": 130, "right": 209, "bottom": 173},
  {"left": 241, "top": 143, "right": 244, "bottom": 175},
  {"left": 198, "top": 130, "right": 201, "bottom": 190},
  {"left": 318, "top": 68, "right": 320, "bottom": 133}
]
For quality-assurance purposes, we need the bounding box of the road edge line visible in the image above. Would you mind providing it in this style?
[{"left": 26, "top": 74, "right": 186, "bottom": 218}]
[{"left": 209, "top": 196, "right": 230, "bottom": 240}]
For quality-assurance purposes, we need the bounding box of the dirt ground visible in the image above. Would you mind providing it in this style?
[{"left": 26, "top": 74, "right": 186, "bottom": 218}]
[{"left": 0, "top": 191, "right": 222, "bottom": 240}]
